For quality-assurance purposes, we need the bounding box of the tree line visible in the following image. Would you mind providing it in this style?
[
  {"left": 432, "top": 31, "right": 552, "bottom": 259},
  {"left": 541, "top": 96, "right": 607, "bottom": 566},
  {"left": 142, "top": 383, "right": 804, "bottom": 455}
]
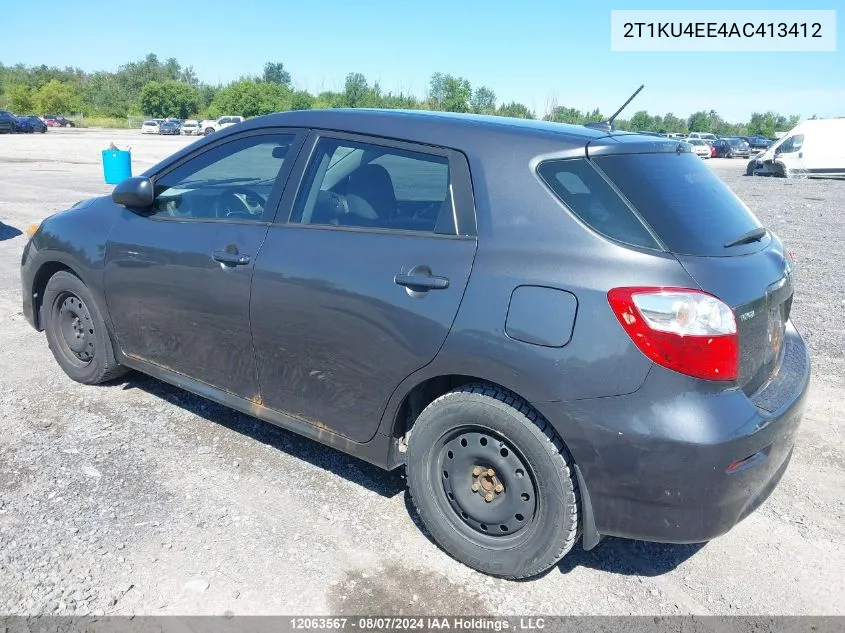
[{"left": 0, "top": 54, "right": 805, "bottom": 137}]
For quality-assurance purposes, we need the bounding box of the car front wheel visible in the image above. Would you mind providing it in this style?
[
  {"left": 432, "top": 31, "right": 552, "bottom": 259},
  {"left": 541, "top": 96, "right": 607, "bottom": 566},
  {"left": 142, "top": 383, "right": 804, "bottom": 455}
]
[
  {"left": 406, "top": 383, "right": 580, "bottom": 579},
  {"left": 43, "top": 271, "right": 128, "bottom": 385}
]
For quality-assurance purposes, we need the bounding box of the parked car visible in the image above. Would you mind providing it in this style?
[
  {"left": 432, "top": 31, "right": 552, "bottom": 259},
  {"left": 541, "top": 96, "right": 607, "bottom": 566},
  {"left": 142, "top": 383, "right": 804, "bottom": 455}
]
[
  {"left": 743, "top": 136, "right": 773, "bottom": 150},
  {"left": 747, "top": 118, "right": 845, "bottom": 178},
  {"left": 20, "top": 109, "right": 809, "bottom": 580},
  {"left": 718, "top": 137, "right": 752, "bottom": 158},
  {"left": 159, "top": 121, "right": 181, "bottom": 136},
  {"left": 686, "top": 138, "right": 712, "bottom": 158},
  {"left": 140, "top": 120, "right": 160, "bottom": 135},
  {"left": 0, "top": 110, "right": 16, "bottom": 134},
  {"left": 180, "top": 120, "right": 201, "bottom": 136},
  {"left": 687, "top": 132, "right": 718, "bottom": 142},
  {"left": 43, "top": 115, "right": 74, "bottom": 127},
  {"left": 20, "top": 115, "right": 48, "bottom": 134},
  {"left": 200, "top": 115, "right": 244, "bottom": 135},
  {"left": 12, "top": 116, "right": 34, "bottom": 133},
  {"left": 710, "top": 139, "right": 731, "bottom": 158}
]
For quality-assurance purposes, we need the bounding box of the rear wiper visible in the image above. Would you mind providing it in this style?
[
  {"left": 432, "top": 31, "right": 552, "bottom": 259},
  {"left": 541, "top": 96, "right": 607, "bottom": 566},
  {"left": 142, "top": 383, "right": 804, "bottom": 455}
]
[{"left": 724, "top": 227, "right": 767, "bottom": 248}]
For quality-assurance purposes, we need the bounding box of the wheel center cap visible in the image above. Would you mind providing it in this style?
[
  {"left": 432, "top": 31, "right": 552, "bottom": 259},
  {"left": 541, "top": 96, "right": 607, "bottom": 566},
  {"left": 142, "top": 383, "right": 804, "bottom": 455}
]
[{"left": 471, "top": 466, "right": 505, "bottom": 502}]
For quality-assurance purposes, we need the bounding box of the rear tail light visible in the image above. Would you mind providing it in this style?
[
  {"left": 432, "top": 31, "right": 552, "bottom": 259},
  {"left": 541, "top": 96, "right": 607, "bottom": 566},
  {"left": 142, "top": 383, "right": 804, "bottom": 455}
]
[{"left": 608, "top": 287, "right": 738, "bottom": 381}]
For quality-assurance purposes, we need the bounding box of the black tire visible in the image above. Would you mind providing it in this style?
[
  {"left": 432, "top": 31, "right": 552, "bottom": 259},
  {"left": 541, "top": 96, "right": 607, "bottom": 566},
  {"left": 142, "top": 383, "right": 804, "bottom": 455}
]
[
  {"left": 746, "top": 161, "right": 756, "bottom": 176},
  {"left": 42, "top": 271, "right": 128, "bottom": 385},
  {"left": 406, "top": 383, "right": 579, "bottom": 579},
  {"left": 204, "top": 127, "right": 215, "bottom": 135}
]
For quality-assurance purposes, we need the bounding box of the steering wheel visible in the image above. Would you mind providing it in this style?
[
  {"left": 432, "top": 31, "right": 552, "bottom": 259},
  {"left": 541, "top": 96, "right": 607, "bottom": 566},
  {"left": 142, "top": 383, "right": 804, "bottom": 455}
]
[
  {"left": 311, "top": 190, "right": 350, "bottom": 225},
  {"left": 214, "top": 187, "right": 265, "bottom": 219}
]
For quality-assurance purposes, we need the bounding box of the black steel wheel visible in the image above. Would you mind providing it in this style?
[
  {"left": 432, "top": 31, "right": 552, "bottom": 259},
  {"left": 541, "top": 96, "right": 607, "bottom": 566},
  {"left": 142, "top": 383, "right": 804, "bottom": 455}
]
[
  {"left": 436, "top": 428, "right": 538, "bottom": 540},
  {"left": 42, "top": 271, "right": 128, "bottom": 385},
  {"left": 51, "top": 291, "right": 96, "bottom": 366},
  {"left": 407, "top": 383, "right": 580, "bottom": 579}
]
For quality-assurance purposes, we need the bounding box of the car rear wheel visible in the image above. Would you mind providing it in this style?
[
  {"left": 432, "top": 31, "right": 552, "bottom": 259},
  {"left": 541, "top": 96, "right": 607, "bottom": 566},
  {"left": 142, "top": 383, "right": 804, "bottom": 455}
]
[
  {"left": 204, "top": 127, "right": 215, "bottom": 135},
  {"left": 406, "top": 383, "right": 580, "bottom": 579},
  {"left": 43, "top": 271, "right": 128, "bottom": 385}
]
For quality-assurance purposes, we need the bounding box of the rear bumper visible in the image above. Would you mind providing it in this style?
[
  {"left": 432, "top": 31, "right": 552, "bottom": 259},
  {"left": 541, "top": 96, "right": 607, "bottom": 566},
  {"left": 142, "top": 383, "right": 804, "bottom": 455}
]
[{"left": 537, "top": 322, "right": 810, "bottom": 544}]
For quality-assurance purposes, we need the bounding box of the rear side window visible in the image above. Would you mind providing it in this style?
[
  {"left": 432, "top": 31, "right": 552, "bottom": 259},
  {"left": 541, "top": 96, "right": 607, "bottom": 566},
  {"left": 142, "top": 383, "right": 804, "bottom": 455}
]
[
  {"left": 593, "top": 152, "right": 763, "bottom": 256},
  {"left": 537, "top": 158, "right": 658, "bottom": 249}
]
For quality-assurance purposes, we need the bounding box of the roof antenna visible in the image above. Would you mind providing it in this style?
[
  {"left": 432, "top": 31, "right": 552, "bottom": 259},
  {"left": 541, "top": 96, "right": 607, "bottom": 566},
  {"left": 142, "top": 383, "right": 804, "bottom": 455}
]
[{"left": 584, "top": 84, "right": 645, "bottom": 133}]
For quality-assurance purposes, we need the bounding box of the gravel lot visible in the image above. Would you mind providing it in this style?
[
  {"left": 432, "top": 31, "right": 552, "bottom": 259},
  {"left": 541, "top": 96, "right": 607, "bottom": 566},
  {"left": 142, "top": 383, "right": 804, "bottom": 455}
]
[{"left": 0, "top": 129, "right": 843, "bottom": 616}]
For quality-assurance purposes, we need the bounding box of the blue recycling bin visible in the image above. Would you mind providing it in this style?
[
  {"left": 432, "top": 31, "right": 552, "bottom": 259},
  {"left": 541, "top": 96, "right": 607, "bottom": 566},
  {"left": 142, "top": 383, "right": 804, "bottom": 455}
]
[{"left": 102, "top": 149, "right": 132, "bottom": 184}]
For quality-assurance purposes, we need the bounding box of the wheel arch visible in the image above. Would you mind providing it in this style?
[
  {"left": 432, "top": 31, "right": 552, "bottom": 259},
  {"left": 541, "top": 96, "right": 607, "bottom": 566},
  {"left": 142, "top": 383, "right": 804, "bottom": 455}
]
[
  {"left": 30, "top": 260, "right": 78, "bottom": 330},
  {"left": 384, "top": 372, "right": 581, "bottom": 460}
]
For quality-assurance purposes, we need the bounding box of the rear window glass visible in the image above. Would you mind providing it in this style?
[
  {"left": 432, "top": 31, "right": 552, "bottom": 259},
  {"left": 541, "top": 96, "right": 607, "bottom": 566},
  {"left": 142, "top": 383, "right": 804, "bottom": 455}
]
[
  {"left": 593, "top": 152, "right": 763, "bottom": 256},
  {"left": 536, "top": 158, "right": 658, "bottom": 249}
]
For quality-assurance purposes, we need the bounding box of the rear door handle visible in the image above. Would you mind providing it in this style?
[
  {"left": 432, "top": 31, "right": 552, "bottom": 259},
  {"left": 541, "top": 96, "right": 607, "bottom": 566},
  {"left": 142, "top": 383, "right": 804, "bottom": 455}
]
[
  {"left": 394, "top": 273, "right": 450, "bottom": 291},
  {"left": 212, "top": 250, "right": 251, "bottom": 266}
]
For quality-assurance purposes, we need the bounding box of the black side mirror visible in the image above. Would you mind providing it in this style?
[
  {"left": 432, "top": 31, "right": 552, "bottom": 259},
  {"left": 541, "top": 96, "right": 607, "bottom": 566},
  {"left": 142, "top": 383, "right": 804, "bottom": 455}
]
[
  {"left": 112, "top": 177, "right": 154, "bottom": 208},
  {"left": 271, "top": 145, "right": 290, "bottom": 159}
]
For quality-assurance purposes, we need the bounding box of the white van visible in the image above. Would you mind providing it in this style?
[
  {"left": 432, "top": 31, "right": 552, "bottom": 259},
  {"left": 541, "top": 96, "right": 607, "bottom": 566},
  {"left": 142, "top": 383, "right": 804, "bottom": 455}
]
[{"left": 747, "top": 118, "right": 845, "bottom": 178}]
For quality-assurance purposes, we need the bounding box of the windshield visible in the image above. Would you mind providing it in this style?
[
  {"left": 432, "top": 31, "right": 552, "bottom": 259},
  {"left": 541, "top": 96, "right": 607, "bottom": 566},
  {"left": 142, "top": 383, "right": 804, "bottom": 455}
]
[{"left": 592, "top": 151, "right": 764, "bottom": 256}]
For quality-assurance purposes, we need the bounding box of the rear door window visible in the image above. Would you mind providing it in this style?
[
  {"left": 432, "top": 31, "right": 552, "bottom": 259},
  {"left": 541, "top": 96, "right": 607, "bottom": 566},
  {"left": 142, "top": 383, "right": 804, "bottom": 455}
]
[
  {"left": 593, "top": 151, "right": 763, "bottom": 256},
  {"left": 536, "top": 158, "right": 658, "bottom": 249},
  {"left": 291, "top": 137, "right": 453, "bottom": 234}
]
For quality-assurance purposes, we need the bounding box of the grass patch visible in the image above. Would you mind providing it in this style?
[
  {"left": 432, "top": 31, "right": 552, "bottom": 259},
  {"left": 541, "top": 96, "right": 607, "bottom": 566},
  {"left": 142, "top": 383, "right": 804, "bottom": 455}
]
[{"left": 72, "top": 117, "right": 132, "bottom": 129}]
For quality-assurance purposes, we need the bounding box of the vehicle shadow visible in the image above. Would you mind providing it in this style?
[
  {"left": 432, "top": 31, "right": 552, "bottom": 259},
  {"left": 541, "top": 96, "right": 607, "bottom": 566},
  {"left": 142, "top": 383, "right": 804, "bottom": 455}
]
[
  {"left": 555, "top": 538, "right": 705, "bottom": 577},
  {"left": 121, "top": 373, "right": 406, "bottom": 499},
  {"left": 119, "top": 372, "right": 705, "bottom": 578},
  {"left": 0, "top": 222, "right": 23, "bottom": 241},
  {"left": 402, "top": 491, "right": 704, "bottom": 580}
]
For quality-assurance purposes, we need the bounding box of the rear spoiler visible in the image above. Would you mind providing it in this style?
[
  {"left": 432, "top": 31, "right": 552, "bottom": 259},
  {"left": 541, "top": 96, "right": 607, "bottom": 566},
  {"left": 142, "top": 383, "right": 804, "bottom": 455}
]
[{"left": 586, "top": 135, "right": 692, "bottom": 158}]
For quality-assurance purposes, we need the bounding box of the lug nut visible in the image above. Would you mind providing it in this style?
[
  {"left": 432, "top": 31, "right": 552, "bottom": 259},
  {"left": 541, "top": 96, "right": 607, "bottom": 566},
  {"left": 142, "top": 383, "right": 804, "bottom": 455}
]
[
  {"left": 494, "top": 484, "right": 504, "bottom": 493},
  {"left": 484, "top": 493, "right": 494, "bottom": 502},
  {"left": 487, "top": 469, "right": 495, "bottom": 477},
  {"left": 472, "top": 467, "right": 482, "bottom": 476},
  {"left": 471, "top": 483, "right": 480, "bottom": 492}
]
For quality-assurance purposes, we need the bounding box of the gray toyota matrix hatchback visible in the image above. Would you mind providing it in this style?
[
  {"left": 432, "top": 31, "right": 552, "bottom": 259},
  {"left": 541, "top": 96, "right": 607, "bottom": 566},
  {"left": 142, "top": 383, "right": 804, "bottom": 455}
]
[{"left": 21, "top": 109, "right": 810, "bottom": 579}]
